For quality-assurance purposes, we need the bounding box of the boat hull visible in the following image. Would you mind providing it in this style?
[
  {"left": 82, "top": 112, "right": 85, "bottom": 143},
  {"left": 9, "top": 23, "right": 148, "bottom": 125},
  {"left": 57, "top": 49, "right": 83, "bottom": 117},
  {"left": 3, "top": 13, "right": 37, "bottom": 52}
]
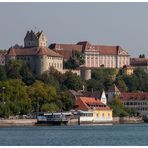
[
  {"left": 36, "top": 120, "right": 68, "bottom": 126},
  {"left": 143, "top": 116, "right": 148, "bottom": 123}
]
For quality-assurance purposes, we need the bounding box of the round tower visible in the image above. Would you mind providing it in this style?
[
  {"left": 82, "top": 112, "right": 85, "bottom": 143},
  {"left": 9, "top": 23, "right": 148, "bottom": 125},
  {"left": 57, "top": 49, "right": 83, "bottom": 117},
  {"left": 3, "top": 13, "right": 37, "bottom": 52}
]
[{"left": 80, "top": 66, "right": 91, "bottom": 80}]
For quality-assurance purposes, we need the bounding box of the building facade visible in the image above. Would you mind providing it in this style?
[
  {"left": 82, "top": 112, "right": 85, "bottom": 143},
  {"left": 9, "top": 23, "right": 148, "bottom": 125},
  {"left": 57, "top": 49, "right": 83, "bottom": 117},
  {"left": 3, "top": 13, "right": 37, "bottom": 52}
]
[
  {"left": 107, "top": 85, "right": 148, "bottom": 115},
  {"left": 50, "top": 41, "right": 130, "bottom": 68},
  {"left": 5, "top": 30, "right": 63, "bottom": 77},
  {"left": 130, "top": 58, "right": 148, "bottom": 71},
  {"left": 121, "top": 65, "right": 134, "bottom": 75},
  {"left": 0, "top": 50, "right": 6, "bottom": 65},
  {"left": 83, "top": 43, "right": 130, "bottom": 68},
  {"left": 75, "top": 97, "right": 113, "bottom": 123},
  {"left": 121, "top": 93, "right": 148, "bottom": 115},
  {"left": 24, "top": 30, "right": 47, "bottom": 48}
]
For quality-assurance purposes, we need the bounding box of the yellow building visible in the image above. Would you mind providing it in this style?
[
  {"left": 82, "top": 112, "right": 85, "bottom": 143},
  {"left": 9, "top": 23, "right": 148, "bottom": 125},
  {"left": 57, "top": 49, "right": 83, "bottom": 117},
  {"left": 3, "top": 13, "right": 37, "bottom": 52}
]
[
  {"left": 122, "top": 65, "right": 134, "bottom": 75},
  {"left": 75, "top": 95, "right": 113, "bottom": 123}
]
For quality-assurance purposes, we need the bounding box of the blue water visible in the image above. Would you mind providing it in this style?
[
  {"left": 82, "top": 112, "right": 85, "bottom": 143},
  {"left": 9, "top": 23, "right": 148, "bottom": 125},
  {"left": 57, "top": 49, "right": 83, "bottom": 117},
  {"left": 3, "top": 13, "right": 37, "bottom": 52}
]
[{"left": 0, "top": 124, "right": 148, "bottom": 146}]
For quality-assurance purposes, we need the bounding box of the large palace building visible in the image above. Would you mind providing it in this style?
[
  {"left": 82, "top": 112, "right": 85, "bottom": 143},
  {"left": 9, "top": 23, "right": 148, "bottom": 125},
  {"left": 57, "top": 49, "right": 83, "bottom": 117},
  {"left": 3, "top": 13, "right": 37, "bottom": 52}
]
[
  {"left": 5, "top": 30, "right": 63, "bottom": 77},
  {"left": 4, "top": 30, "right": 130, "bottom": 77},
  {"left": 50, "top": 41, "right": 130, "bottom": 68}
]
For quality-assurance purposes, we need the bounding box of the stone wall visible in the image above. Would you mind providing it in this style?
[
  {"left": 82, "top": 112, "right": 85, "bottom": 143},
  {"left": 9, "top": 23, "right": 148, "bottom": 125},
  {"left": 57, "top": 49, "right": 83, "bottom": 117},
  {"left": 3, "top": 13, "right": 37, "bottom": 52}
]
[{"left": 0, "top": 119, "right": 37, "bottom": 126}]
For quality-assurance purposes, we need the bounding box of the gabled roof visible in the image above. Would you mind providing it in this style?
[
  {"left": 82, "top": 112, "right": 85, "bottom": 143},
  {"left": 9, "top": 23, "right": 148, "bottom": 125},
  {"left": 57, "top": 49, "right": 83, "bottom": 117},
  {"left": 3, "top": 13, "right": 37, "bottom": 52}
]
[
  {"left": 121, "top": 92, "right": 148, "bottom": 101},
  {"left": 49, "top": 43, "right": 83, "bottom": 60},
  {"left": 0, "top": 50, "right": 7, "bottom": 56},
  {"left": 69, "top": 90, "right": 102, "bottom": 100},
  {"left": 6, "top": 47, "right": 62, "bottom": 57},
  {"left": 130, "top": 58, "right": 148, "bottom": 66},
  {"left": 75, "top": 97, "right": 111, "bottom": 111},
  {"left": 108, "top": 84, "right": 120, "bottom": 93},
  {"left": 36, "top": 31, "right": 43, "bottom": 38},
  {"left": 24, "top": 30, "right": 38, "bottom": 41},
  {"left": 92, "top": 45, "right": 129, "bottom": 56},
  {"left": 49, "top": 41, "right": 129, "bottom": 60}
]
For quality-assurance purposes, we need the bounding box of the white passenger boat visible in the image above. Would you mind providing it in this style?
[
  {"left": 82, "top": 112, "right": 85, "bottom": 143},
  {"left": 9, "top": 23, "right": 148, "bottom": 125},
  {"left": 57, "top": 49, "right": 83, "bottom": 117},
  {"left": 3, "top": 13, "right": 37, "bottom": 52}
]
[{"left": 36, "top": 112, "right": 72, "bottom": 125}]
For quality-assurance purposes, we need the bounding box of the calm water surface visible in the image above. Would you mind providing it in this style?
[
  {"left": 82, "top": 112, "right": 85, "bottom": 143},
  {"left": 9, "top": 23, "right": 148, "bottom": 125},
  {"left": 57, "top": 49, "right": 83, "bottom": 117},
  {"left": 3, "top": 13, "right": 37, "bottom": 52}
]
[{"left": 0, "top": 124, "right": 148, "bottom": 146}]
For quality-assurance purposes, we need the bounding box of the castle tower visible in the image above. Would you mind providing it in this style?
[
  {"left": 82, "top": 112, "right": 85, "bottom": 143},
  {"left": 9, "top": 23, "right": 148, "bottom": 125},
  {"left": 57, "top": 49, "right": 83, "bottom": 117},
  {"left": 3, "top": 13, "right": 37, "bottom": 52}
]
[
  {"left": 80, "top": 66, "right": 91, "bottom": 80},
  {"left": 24, "top": 30, "right": 47, "bottom": 48},
  {"left": 36, "top": 31, "right": 47, "bottom": 47}
]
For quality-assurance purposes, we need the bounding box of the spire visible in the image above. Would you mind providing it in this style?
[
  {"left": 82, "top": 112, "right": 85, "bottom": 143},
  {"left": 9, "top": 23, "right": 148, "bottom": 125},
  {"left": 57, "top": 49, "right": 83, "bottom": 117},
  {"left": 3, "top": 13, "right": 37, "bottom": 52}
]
[
  {"left": 108, "top": 84, "right": 120, "bottom": 93},
  {"left": 100, "top": 90, "right": 107, "bottom": 105}
]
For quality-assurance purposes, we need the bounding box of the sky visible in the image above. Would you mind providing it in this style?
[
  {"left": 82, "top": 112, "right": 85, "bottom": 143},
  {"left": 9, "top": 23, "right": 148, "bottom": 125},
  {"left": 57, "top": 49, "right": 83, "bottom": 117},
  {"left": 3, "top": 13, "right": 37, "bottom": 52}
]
[{"left": 0, "top": 2, "right": 148, "bottom": 57}]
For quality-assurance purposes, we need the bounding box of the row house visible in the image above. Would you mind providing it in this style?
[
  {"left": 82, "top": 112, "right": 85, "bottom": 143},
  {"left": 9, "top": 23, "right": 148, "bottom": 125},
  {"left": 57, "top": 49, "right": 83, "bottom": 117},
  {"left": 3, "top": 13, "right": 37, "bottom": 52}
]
[
  {"left": 107, "top": 84, "right": 148, "bottom": 115},
  {"left": 121, "top": 93, "right": 148, "bottom": 115}
]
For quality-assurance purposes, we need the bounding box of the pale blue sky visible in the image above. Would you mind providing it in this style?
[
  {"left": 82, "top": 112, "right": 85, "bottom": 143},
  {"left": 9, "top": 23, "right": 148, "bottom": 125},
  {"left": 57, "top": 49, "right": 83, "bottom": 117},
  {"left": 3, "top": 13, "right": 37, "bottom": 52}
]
[{"left": 0, "top": 3, "right": 148, "bottom": 57}]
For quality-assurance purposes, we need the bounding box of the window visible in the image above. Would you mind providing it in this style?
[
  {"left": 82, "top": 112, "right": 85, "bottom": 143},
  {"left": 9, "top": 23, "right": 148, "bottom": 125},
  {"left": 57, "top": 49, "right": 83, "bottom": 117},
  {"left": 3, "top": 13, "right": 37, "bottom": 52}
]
[{"left": 108, "top": 113, "right": 110, "bottom": 117}]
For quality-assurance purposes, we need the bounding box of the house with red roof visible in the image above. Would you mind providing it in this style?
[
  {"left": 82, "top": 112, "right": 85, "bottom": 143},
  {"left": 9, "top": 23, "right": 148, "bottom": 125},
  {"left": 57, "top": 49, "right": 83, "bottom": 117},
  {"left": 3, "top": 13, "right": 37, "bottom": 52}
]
[
  {"left": 107, "top": 84, "right": 148, "bottom": 115},
  {"left": 121, "top": 92, "right": 148, "bottom": 115},
  {"left": 75, "top": 96, "right": 113, "bottom": 123}
]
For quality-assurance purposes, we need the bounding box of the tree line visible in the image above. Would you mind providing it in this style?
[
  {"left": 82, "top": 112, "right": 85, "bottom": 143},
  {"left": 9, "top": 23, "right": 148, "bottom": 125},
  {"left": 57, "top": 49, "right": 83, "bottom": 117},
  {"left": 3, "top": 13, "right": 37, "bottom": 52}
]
[
  {"left": 0, "top": 59, "right": 148, "bottom": 118},
  {"left": 86, "top": 68, "right": 148, "bottom": 92},
  {"left": 0, "top": 60, "right": 83, "bottom": 118}
]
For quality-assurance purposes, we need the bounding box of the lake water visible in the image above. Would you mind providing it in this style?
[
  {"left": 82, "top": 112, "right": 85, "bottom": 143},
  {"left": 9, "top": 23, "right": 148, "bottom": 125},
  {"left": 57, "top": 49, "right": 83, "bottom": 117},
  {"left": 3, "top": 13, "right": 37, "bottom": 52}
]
[{"left": 0, "top": 124, "right": 148, "bottom": 146}]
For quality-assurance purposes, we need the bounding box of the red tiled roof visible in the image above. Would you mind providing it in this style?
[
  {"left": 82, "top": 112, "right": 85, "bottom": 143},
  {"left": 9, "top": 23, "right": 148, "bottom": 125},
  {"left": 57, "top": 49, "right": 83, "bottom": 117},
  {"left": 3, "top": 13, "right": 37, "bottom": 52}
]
[
  {"left": 130, "top": 58, "right": 148, "bottom": 66},
  {"left": 93, "top": 45, "right": 128, "bottom": 55},
  {"left": 121, "top": 93, "right": 148, "bottom": 101},
  {"left": 49, "top": 42, "right": 129, "bottom": 60},
  {"left": 75, "top": 97, "right": 111, "bottom": 111},
  {"left": 6, "top": 47, "right": 62, "bottom": 57},
  {"left": 49, "top": 43, "right": 83, "bottom": 60},
  {"left": 0, "top": 50, "right": 7, "bottom": 56},
  {"left": 77, "top": 41, "right": 92, "bottom": 51}
]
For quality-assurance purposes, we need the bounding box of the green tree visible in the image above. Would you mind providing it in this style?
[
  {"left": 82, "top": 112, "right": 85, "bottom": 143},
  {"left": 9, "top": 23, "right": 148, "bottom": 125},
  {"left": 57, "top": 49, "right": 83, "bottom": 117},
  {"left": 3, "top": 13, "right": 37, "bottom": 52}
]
[
  {"left": 64, "top": 51, "right": 85, "bottom": 69},
  {"left": 74, "top": 51, "right": 85, "bottom": 65},
  {"left": 57, "top": 91, "right": 74, "bottom": 111},
  {"left": 0, "top": 65, "right": 7, "bottom": 81},
  {"left": 40, "top": 71, "right": 60, "bottom": 90},
  {"left": 0, "top": 79, "right": 32, "bottom": 117},
  {"left": 20, "top": 62, "right": 35, "bottom": 85},
  {"left": 86, "top": 79, "right": 104, "bottom": 91},
  {"left": 64, "top": 57, "right": 79, "bottom": 69},
  {"left": 63, "top": 71, "right": 83, "bottom": 90},
  {"left": 41, "top": 103, "right": 60, "bottom": 112},
  {"left": 86, "top": 68, "right": 116, "bottom": 91},
  {"left": 28, "top": 81, "right": 57, "bottom": 112},
  {"left": 115, "top": 76, "right": 128, "bottom": 92},
  {"left": 5, "top": 60, "right": 22, "bottom": 79},
  {"left": 109, "top": 95, "right": 128, "bottom": 117},
  {"left": 122, "top": 68, "right": 148, "bottom": 92}
]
